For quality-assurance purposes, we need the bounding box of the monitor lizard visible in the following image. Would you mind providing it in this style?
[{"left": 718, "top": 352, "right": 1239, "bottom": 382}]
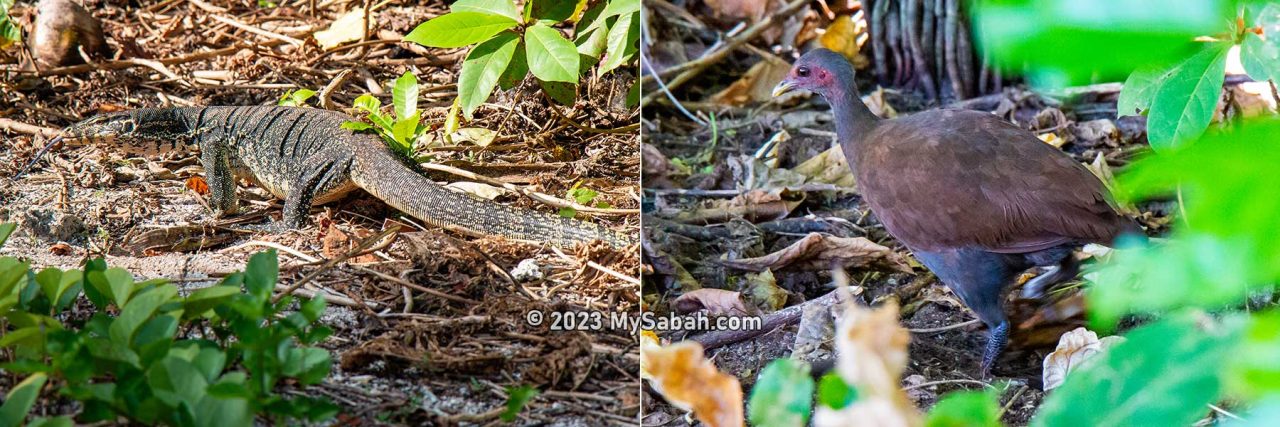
[{"left": 30, "top": 106, "right": 634, "bottom": 248}]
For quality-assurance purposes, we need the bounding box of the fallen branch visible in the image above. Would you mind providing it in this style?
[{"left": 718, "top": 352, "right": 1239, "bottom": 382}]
[{"left": 0, "top": 118, "right": 59, "bottom": 138}]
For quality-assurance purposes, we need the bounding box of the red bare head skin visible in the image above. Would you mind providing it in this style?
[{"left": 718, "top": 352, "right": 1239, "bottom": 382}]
[{"left": 772, "top": 48, "right": 858, "bottom": 100}]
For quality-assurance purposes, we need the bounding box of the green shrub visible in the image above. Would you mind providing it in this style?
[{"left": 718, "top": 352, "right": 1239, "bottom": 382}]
[
  {"left": 403, "top": 0, "right": 640, "bottom": 119},
  {"left": 0, "top": 223, "right": 336, "bottom": 426}
]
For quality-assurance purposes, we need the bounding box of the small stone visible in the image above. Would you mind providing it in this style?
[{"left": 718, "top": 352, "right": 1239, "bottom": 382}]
[{"left": 510, "top": 258, "right": 544, "bottom": 282}]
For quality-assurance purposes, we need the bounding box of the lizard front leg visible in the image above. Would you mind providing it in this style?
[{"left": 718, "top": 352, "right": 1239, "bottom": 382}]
[
  {"left": 199, "top": 141, "right": 240, "bottom": 217},
  {"left": 281, "top": 152, "right": 353, "bottom": 228}
]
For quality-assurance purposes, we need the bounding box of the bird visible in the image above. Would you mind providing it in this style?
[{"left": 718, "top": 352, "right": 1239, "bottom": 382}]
[{"left": 771, "top": 48, "right": 1140, "bottom": 376}]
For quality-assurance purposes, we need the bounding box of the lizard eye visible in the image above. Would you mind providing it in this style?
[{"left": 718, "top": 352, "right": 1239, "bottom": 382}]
[{"left": 796, "top": 66, "right": 810, "bottom": 78}]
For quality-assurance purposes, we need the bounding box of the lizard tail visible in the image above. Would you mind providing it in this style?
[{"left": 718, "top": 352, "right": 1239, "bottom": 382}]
[{"left": 349, "top": 148, "right": 634, "bottom": 249}]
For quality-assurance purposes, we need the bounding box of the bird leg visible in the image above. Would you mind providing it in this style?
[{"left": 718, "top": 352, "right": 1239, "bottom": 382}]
[
  {"left": 1020, "top": 254, "right": 1080, "bottom": 299},
  {"left": 981, "top": 319, "right": 1009, "bottom": 377}
]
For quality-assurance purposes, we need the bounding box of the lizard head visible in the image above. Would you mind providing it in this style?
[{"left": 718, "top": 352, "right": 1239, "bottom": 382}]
[
  {"left": 59, "top": 112, "right": 137, "bottom": 145},
  {"left": 60, "top": 109, "right": 189, "bottom": 154}
]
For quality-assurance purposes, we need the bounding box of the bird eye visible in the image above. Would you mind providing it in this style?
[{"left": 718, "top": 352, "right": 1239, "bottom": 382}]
[{"left": 796, "top": 66, "right": 810, "bottom": 78}]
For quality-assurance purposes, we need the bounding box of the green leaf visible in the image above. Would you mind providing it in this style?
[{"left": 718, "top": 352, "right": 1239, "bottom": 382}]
[
  {"left": 0, "top": 223, "right": 15, "bottom": 247},
  {"left": 300, "top": 294, "right": 327, "bottom": 323},
  {"left": 0, "top": 373, "right": 48, "bottom": 426},
  {"left": 816, "top": 372, "right": 858, "bottom": 410},
  {"left": 1034, "top": 315, "right": 1243, "bottom": 427},
  {"left": 341, "top": 121, "right": 374, "bottom": 132},
  {"left": 109, "top": 284, "right": 178, "bottom": 347},
  {"left": 599, "top": 0, "right": 640, "bottom": 19},
  {"left": 34, "top": 268, "right": 80, "bottom": 311},
  {"left": 971, "top": 0, "right": 1232, "bottom": 86},
  {"left": 525, "top": 24, "right": 580, "bottom": 83},
  {"left": 600, "top": 11, "right": 638, "bottom": 74},
  {"left": 625, "top": 79, "right": 639, "bottom": 109},
  {"left": 87, "top": 267, "right": 135, "bottom": 308},
  {"left": 194, "top": 396, "right": 253, "bottom": 427},
  {"left": 1089, "top": 119, "right": 1280, "bottom": 327},
  {"left": 567, "top": 187, "right": 597, "bottom": 204},
  {"left": 392, "top": 71, "right": 419, "bottom": 119},
  {"left": 391, "top": 113, "right": 422, "bottom": 153},
  {"left": 539, "top": 79, "right": 577, "bottom": 105},
  {"left": 27, "top": 416, "right": 74, "bottom": 427},
  {"left": 182, "top": 285, "right": 240, "bottom": 320},
  {"left": 498, "top": 41, "right": 529, "bottom": 90},
  {"left": 459, "top": 32, "right": 520, "bottom": 119},
  {"left": 286, "top": 347, "right": 331, "bottom": 385},
  {"left": 148, "top": 355, "right": 210, "bottom": 406},
  {"left": 277, "top": 88, "right": 316, "bottom": 107},
  {"left": 1145, "top": 42, "right": 1231, "bottom": 151},
  {"left": 1242, "top": 31, "right": 1280, "bottom": 83},
  {"left": 574, "top": 4, "right": 609, "bottom": 59},
  {"left": 525, "top": 0, "right": 577, "bottom": 22},
  {"left": 500, "top": 385, "right": 539, "bottom": 422},
  {"left": 925, "top": 389, "right": 1002, "bottom": 427},
  {"left": 1225, "top": 310, "right": 1280, "bottom": 399},
  {"left": 403, "top": 12, "right": 519, "bottom": 48},
  {"left": 352, "top": 93, "right": 381, "bottom": 114},
  {"left": 1116, "top": 66, "right": 1166, "bottom": 116},
  {"left": 244, "top": 250, "right": 278, "bottom": 299},
  {"left": 451, "top": 0, "right": 522, "bottom": 24},
  {"left": 558, "top": 207, "right": 577, "bottom": 218},
  {"left": 747, "top": 358, "right": 813, "bottom": 427}
]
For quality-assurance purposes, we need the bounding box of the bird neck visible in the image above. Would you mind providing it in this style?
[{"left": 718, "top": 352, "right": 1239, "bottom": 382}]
[{"left": 828, "top": 84, "right": 881, "bottom": 151}]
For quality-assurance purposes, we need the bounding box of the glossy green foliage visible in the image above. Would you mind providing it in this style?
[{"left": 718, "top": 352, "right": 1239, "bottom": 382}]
[
  {"left": 1035, "top": 315, "right": 1243, "bottom": 427},
  {"left": 1090, "top": 119, "right": 1280, "bottom": 327},
  {"left": 972, "top": 0, "right": 1234, "bottom": 87},
  {"left": 0, "top": 233, "right": 336, "bottom": 426},
  {"left": 747, "top": 358, "right": 814, "bottom": 427},
  {"left": 404, "top": 0, "right": 640, "bottom": 119},
  {"left": 341, "top": 71, "right": 428, "bottom": 156},
  {"left": 925, "top": 389, "right": 1001, "bottom": 427}
]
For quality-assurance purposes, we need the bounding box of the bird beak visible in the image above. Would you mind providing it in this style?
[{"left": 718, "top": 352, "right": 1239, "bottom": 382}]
[{"left": 771, "top": 80, "right": 797, "bottom": 97}]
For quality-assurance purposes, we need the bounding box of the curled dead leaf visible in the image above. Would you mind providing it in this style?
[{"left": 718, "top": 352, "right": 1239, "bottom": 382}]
[
  {"left": 185, "top": 176, "right": 210, "bottom": 195},
  {"left": 819, "top": 14, "right": 868, "bottom": 67},
  {"left": 814, "top": 300, "right": 920, "bottom": 427},
  {"left": 640, "top": 335, "right": 745, "bottom": 427},
  {"left": 1042, "top": 327, "right": 1125, "bottom": 392},
  {"left": 314, "top": 9, "right": 371, "bottom": 50},
  {"left": 708, "top": 57, "right": 793, "bottom": 106},
  {"left": 722, "top": 232, "right": 911, "bottom": 273},
  {"left": 444, "top": 181, "right": 506, "bottom": 200},
  {"left": 672, "top": 288, "right": 755, "bottom": 317},
  {"left": 743, "top": 269, "right": 789, "bottom": 311},
  {"left": 790, "top": 145, "right": 856, "bottom": 188},
  {"left": 48, "top": 242, "right": 72, "bottom": 255}
]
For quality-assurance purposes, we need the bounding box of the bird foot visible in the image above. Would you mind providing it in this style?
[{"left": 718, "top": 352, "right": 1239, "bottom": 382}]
[
  {"left": 1020, "top": 266, "right": 1059, "bottom": 299},
  {"left": 980, "top": 321, "right": 1010, "bottom": 378}
]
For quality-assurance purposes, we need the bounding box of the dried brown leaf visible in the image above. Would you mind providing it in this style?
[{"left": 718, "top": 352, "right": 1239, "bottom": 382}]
[
  {"left": 672, "top": 288, "right": 754, "bottom": 317},
  {"left": 1042, "top": 327, "right": 1125, "bottom": 392},
  {"left": 813, "top": 300, "right": 920, "bottom": 427},
  {"left": 640, "top": 332, "right": 745, "bottom": 427},
  {"left": 708, "top": 58, "right": 792, "bottom": 106}
]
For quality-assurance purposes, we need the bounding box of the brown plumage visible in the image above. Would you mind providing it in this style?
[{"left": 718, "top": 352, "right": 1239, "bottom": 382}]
[
  {"left": 774, "top": 49, "right": 1138, "bottom": 375},
  {"left": 854, "top": 109, "right": 1132, "bottom": 254}
]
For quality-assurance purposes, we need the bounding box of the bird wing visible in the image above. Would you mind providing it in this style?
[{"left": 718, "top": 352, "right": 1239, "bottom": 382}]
[{"left": 852, "top": 110, "right": 1128, "bottom": 253}]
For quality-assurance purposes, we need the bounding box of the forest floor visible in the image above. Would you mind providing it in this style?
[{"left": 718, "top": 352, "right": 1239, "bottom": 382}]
[
  {"left": 0, "top": 0, "right": 639, "bottom": 425},
  {"left": 637, "top": 1, "right": 1196, "bottom": 425}
]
